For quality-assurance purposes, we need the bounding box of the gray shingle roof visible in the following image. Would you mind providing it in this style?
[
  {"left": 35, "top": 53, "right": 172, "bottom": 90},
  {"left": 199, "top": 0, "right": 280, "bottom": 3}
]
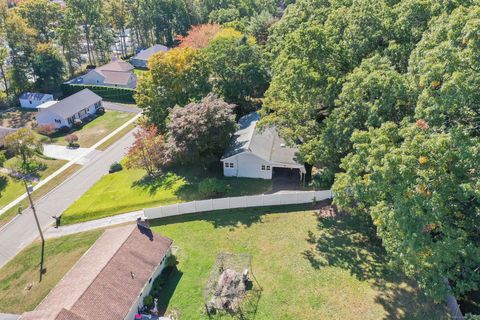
[
  {"left": 19, "top": 92, "right": 53, "bottom": 101},
  {"left": 223, "top": 112, "right": 301, "bottom": 166},
  {"left": 132, "top": 44, "right": 169, "bottom": 61},
  {"left": 40, "top": 89, "right": 101, "bottom": 118}
]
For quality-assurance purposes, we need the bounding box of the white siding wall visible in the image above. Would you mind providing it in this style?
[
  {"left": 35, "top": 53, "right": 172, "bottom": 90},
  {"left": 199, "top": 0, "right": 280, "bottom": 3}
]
[
  {"left": 36, "top": 110, "right": 68, "bottom": 128},
  {"left": 223, "top": 153, "right": 273, "bottom": 179},
  {"left": 36, "top": 101, "right": 101, "bottom": 128},
  {"left": 81, "top": 70, "right": 105, "bottom": 85},
  {"left": 125, "top": 247, "right": 172, "bottom": 320},
  {"left": 20, "top": 96, "right": 53, "bottom": 109}
]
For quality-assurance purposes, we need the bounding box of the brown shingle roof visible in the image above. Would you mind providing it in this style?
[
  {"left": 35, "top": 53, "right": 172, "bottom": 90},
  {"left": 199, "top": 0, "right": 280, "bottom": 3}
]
[
  {"left": 21, "top": 224, "right": 172, "bottom": 320},
  {"left": 96, "top": 60, "right": 134, "bottom": 72},
  {"left": 69, "top": 226, "right": 172, "bottom": 319}
]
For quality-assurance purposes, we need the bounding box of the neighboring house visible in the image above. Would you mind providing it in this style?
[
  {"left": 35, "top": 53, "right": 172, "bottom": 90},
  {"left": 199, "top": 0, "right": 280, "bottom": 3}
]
[
  {"left": 221, "top": 112, "right": 306, "bottom": 180},
  {"left": 19, "top": 92, "right": 54, "bottom": 109},
  {"left": 0, "top": 126, "right": 17, "bottom": 148},
  {"left": 21, "top": 223, "right": 173, "bottom": 320},
  {"left": 130, "top": 44, "right": 169, "bottom": 68},
  {"left": 77, "top": 59, "right": 137, "bottom": 89},
  {"left": 36, "top": 89, "right": 102, "bottom": 129}
]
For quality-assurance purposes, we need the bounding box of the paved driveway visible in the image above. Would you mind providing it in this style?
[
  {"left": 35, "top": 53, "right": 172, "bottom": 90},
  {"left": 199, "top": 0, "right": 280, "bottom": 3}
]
[
  {"left": 42, "top": 144, "right": 92, "bottom": 162},
  {"left": 0, "top": 128, "right": 136, "bottom": 268}
]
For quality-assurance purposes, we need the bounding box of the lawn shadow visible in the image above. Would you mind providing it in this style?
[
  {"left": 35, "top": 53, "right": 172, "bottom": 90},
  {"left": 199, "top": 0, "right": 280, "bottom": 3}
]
[
  {"left": 157, "top": 267, "right": 183, "bottom": 316},
  {"left": 132, "top": 173, "right": 180, "bottom": 195},
  {"left": 303, "top": 204, "right": 448, "bottom": 319},
  {"left": 149, "top": 204, "right": 314, "bottom": 229}
]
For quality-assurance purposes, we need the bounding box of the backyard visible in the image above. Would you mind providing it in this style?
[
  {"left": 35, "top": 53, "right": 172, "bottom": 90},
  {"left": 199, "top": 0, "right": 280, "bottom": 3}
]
[
  {"left": 150, "top": 204, "right": 448, "bottom": 319},
  {"left": 37, "top": 110, "right": 135, "bottom": 148},
  {"left": 61, "top": 167, "right": 272, "bottom": 225},
  {"left": 0, "top": 230, "right": 102, "bottom": 314}
]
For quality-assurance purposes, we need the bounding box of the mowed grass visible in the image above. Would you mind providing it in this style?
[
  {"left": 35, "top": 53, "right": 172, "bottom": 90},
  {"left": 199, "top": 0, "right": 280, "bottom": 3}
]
[
  {"left": 0, "top": 156, "right": 67, "bottom": 210},
  {"left": 0, "top": 230, "right": 102, "bottom": 314},
  {"left": 0, "top": 164, "right": 82, "bottom": 229},
  {"left": 151, "top": 205, "right": 448, "bottom": 320},
  {"left": 40, "top": 110, "right": 134, "bottom": 147},
  {"left": 62, "top": 168, "right": 272, "bottom": 225}
]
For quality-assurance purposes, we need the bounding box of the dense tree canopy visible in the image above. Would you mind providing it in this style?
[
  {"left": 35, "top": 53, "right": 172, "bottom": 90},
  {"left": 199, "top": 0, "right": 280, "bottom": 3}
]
[
  {"left": 135, "top": 47, "right": 211, "bottom": 131},
  {"left": 333, "top": 122, "right": 480, "bottom": 300},
  {"left": 409, "top": 5, "right": 480, "bottom": 135}
]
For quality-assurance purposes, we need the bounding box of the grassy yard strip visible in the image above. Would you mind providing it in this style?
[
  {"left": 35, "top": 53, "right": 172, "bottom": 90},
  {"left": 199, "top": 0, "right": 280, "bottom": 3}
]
[
  {"left": 150, "top": 205, "right": 448, "bottom": 320},
  {"left": 0, "top": 229, "right": 102, "bottom": 314},
  {"left": 39, "top": 110, "right": 135, "bottom": 148},
  {"left": 0, "top": 157, "right": 67, "bottom": 210},
  {"left": 96, "top": 122, "right": 137, "bottom": 151},
  {"left": 61, "top": 168, "right": 272, "bottom": 225},
  {"left": 0, "top": 164, "right": 82, "bottom": 229}
]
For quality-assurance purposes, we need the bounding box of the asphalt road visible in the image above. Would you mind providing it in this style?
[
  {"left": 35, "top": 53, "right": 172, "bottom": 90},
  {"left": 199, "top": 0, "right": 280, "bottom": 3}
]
[{"left": 0, "top": 128, "right": 136, "bottom": 268}]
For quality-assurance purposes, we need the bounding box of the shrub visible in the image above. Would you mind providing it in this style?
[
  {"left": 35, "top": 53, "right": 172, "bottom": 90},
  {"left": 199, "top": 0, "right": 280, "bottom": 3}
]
[
  {"left": 62, "top": 83, "right": 135, "bottom": 103},
  {"left": 36, "top": 123, "right": 56, "bottom": 136},
  {"left": 0, "top": 151, "right": 6, "bottom": 167},
  {"left": 96, "top": 107, "right": 105, "bottom": 115},
  {"left": 143, "top": 295, "right": 154, "bottom": 308},
  {"left": 65, "top": 134, "right": 79, "bottom": 148},
  {"left": 73, "top": 119, "right": 83, "bottom": 128},
  {"left": 82, "top": 115, "right": 94, "bottom": 124},
  {"left": 197, "top": 178, "right": 228, "bottom": 198},
  {"left": 109, "top": 162, "right": 123, "bottom": 173},
  {"left": 58, "top": 126, "right": 70, "bottom": 134}
]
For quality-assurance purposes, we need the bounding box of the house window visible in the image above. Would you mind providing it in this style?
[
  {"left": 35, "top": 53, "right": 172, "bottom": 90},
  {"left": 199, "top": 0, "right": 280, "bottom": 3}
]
[
  {"left": 261, "top": 165, "right": 266, "bottom": 170},
  {"left": 266, "top": 166, "right": 271, "bottom": 170},
  {"left": 224, "top": 162, "right": 229, "bottom": 168},
  {"left": 229, "top": 163, "right": 234, "bottom": 168},
  {"left": 78, "top": 109, "right": 87, "bottom": 117}
]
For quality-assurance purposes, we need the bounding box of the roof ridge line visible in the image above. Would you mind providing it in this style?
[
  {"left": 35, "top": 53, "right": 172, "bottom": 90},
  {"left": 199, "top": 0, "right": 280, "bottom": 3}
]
[{"left": 68, "top": 225, "right": 136, "bottom": 315}]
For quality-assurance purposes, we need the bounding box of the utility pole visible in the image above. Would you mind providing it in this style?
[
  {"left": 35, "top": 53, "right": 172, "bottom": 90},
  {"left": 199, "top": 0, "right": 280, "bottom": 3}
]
[{"left": 23, "top": 179, "right": 46, "bottom": 282}]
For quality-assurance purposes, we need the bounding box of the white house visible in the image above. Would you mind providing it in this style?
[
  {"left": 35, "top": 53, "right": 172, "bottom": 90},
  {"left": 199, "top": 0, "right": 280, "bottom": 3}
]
[
  {"left": 130, "top": 44, "right": 169, "bottom": 68},
  {"left": 76, "top": 59, "right": 137, "bottom": 89},
  {"left": 36, "top": 89, "right": 102, "bottom": 128},
  {"left": 21, "top": 223, "right": 173, "bottom": 320},
  {"left": 19, "top": 92, "right": 54, "bottom": 109},
  {"left": 221, "top": 112, "right": 305, "bottom": 180}
]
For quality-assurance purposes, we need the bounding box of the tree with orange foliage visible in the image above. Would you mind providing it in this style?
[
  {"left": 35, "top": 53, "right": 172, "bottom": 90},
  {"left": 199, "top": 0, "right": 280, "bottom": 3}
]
[
  {"left": 125, "top": 121, "right": 171, "bottom": 176},
  {"left": 176, "top": 23, "right": 221, "bottom": 49}
]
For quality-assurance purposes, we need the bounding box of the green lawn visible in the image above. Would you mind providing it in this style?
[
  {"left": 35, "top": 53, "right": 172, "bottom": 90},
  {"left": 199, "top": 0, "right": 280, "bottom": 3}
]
[
  {"left": 0, "top": 156, "right": 67, "bottom": 210},
  {"left": 150, "top": 205, "right": 448, "bottom": 319},
  {"left": 0, "top": 230, "right": 102, "bottom": 314},
  {"left": 39, "top": 110, "right": 134, "bottom": 148},
  {"left": 0, "top": 164, "right": 82, "bottom": 229},
  {"left": 61, "top": 168, "right": 272, "bottom": 225}
]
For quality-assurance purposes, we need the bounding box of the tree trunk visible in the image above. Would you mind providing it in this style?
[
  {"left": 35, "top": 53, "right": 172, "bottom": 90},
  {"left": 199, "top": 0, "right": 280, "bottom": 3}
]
[
  {"left": 304, "top": 163, "right": 313, "bottom": 184},
  {"left": 0, "top": 63, "right": 9, "bottom": 98},
  {"left": 84, "top": 24, "right": 94, "bottom": 66}
]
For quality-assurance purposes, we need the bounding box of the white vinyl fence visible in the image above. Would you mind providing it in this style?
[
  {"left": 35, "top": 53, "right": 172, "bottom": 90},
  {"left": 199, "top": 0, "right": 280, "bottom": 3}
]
[{"left": 144, "top": 190, "right": 333, "bottom": 220}]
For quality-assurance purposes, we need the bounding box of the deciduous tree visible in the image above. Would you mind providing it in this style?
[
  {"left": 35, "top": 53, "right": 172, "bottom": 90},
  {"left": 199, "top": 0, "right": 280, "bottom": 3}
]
[
  {"left": 32, "top": 43, "right": 64, "bottom": 92},
  {"left": 126, "top": 121, "right": 170, "bottom": 176},
  {"left": 135, "top": 47, "right": 210, "bottom": 131},
  {"left": 333, "top": 122, "right": 480, "bottom": 300},
  {"left": 4, "top": 128, "right": 42, "bottom": 174},
  {"left": 167, "top": 94, "right": 237, "bottom": 166}
]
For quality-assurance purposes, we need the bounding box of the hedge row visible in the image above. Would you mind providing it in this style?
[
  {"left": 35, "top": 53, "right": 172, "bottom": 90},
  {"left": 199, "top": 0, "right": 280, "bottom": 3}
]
[{"left": 61, "top": 83, "right": 136, "bottom": 103}]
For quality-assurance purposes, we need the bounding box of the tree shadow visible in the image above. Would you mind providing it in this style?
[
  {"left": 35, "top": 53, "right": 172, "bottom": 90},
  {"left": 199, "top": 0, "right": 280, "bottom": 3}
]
[
  {"left": 157, "top": 267, "right": 184, "bottom": 316},
  {"left": 303, "top": 204, "right": 448, "bottom": 319},
  {"left": 149, "top": 204, "right": 314, "bottom": 229},
  {"left": 132, "top": 173, "right": 181, "bottom": 195}
]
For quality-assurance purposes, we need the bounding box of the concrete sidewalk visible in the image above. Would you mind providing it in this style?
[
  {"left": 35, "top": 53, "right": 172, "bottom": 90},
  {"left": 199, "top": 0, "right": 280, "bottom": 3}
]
[
  {"left": 0, "top": 113, "right": 141, "bottom": 217},
  {"left": 45, "top": 210, "right": 145, "bottom": 239}
]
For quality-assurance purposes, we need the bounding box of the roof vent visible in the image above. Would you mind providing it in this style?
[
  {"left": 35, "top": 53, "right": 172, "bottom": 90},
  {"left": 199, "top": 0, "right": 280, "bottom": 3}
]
[{"left": 131, "top": 271, "right": 135, "bottom": 279}]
